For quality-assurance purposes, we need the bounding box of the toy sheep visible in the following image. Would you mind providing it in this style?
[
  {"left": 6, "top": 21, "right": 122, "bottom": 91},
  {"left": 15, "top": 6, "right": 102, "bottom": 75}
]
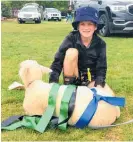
[{"left": 19, "top": 60, "right": 121, "bottom": 128}]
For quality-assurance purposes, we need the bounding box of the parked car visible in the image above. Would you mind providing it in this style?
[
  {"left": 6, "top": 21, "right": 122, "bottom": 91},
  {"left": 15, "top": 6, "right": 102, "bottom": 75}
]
[
  {"left": 23, "top": 2, "right": 44, "bottom": 18},
  {"left": 74, "top": 0, "right": 133, "bottom": 36},
  {"left": 23, "top": 3, "right": 39, "bottom": 8},
  {"left": 43, "top": 8, "right": 61, "bottom": 21},
  {"left": 17, "top": 6, "right": 42, "bottom": 24}
]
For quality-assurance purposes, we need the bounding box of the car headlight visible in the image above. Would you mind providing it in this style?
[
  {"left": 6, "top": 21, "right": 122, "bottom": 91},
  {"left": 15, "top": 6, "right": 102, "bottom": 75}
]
[{"left": 110, "top": 5, "right": 126, "bottom": 12}]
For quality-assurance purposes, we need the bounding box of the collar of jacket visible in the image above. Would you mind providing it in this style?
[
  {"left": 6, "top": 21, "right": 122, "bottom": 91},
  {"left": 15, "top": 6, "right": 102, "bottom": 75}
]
[{"left": 75, "top": 31, "right": 100, "bottom": 48}]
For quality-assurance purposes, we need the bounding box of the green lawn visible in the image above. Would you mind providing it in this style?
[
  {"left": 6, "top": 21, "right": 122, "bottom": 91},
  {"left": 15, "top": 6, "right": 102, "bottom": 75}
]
[{"left": 1, "top": 20, "right": 133, "bottom": 141}]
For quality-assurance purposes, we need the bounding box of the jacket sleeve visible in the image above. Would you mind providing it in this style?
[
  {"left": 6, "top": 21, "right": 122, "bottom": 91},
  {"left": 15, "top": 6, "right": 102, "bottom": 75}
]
[
  {"left": 95, "top": 41, "right": 107, "bottom": 87},
  {"left": 49, "top": 35, "right": 74, "bottom": 83}
]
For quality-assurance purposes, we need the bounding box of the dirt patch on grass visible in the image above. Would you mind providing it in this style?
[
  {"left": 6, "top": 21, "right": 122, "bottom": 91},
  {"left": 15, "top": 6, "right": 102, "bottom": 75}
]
[
  {"left": 1, "top": 18, "right": 17, "bottom": 21},
  {"left": 104, "top": 127, "right": 123, "bottom": 140}
]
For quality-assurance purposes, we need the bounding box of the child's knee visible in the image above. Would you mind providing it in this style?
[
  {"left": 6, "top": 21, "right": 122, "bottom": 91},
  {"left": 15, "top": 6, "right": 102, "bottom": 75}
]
[{"left": 65, "top": 48, "right": 78, "bottom": 61}]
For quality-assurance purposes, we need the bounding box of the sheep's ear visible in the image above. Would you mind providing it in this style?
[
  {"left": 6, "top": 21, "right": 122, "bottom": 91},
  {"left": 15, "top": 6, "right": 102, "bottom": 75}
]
[
  {"left": 19, "top": 67, "right": 30, "bottom": 88},
  {"left": 40, "top": 65, "right": 52, "bottom": 74},
  {"left": 19, "top": 67, "right": 28, "bottom": 79}
]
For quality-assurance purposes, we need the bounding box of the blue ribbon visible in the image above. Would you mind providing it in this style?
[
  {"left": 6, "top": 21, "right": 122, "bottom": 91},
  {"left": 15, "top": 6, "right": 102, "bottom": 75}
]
[{"left": 75, "top": 88, "right": 125, "bottom": 129}]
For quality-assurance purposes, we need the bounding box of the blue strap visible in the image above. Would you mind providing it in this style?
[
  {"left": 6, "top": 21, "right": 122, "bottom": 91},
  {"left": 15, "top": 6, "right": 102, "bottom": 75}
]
[
  {"left": 75, "top": 88, "right": 125, "bottom": 129},
  {"left": 75, "top": 96, "right": 98, "bottom": 129},
  {"left": 1, "top": 115, "right": 23, "bottom": 127},
  {"left": 91, "top": 88, "right": 125, "bottom": 107}
]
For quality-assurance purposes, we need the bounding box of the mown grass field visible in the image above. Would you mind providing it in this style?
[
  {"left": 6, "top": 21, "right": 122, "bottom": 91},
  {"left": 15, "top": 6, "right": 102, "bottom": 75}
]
[{"left": 1, "top": 20, "right": 133, "bottom": 141}]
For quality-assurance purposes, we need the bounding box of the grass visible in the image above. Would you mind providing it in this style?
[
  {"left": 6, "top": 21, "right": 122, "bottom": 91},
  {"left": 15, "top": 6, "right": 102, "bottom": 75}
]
[{"left": 1, "top": 20, "right": 133, "bottom": 141}]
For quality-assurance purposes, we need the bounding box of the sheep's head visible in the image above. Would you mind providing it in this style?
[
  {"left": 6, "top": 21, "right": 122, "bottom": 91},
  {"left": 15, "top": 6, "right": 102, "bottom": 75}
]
[{"left": 19, "top": 60, "right": 52, "bottom": 87}]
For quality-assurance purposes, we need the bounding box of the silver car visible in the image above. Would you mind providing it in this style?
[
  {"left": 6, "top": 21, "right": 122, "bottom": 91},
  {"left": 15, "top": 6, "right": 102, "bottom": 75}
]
[
  {"left": 43, "top": 8, "right": 61, "bottom": 21},
  {"left": 17, "top": 6, "right": 41, "bottom": 24}
]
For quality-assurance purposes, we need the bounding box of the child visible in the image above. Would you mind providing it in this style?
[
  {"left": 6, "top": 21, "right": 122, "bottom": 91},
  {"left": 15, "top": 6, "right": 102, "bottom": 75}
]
[{"left": 49, "top": 6, "right": 107, "bottom": 89}]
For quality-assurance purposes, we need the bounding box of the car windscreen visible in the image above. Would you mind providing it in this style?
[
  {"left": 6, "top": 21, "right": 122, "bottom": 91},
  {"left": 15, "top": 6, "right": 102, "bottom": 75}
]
[
  {"left": 46, "top": 8, "right": 59, "bottom": 12},
  {"left": 21, "top": 7, "right": 38, "bottom": 12}
]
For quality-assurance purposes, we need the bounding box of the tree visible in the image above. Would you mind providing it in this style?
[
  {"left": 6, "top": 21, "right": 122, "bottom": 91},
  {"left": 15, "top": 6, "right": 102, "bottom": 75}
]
[
  {"left": 35, "top": 1, "right": 68, "bottom": 11},
  {"left": 1, "top": 1, "right": 12, "bottom": 17}
]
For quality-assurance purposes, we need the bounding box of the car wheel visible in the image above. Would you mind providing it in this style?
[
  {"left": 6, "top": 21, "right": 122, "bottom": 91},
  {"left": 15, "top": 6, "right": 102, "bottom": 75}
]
[
  {"left": 35, "top": 18, "right": 41, "bottom": 24},
  {"left": 35, "top": 20, "right": 41, "bottom": 24},
  {"left": 38, "top": 18, "right": 41, "bottom": 23},
  {"left": 58, "top": 19, "right": 61, "bottom": 21},
  {"left": 18, "top": 20, "right": 23, "bottom": 24},
  {"left": 99, "top": 14, "right": 110, "bottom": 37}
]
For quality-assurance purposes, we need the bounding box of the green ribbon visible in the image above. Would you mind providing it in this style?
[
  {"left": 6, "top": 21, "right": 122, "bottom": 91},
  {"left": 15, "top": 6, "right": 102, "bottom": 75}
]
[
  {"left": 35, "top": 83, "right": 60, "bottom": 133},
  {"left": 2, "top": 83, "right": 60, "bottom": 133},
  {"left": 2, "top": 116, "right": 40, "bottom": 130},
  {"left": 58, "top": 85, "right": 76, "bottom": 130}
]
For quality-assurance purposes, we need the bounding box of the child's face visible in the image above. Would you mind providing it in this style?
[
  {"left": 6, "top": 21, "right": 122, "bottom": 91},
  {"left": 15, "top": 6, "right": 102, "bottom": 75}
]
[{"left": 78, "top": 21, "right": 97, "bottom": 38}]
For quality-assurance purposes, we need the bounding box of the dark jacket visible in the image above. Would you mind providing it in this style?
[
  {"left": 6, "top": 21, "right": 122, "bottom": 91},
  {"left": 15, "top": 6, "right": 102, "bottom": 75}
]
[{"left": 49, "top": 31, "right": 107, "bottom": 86}]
